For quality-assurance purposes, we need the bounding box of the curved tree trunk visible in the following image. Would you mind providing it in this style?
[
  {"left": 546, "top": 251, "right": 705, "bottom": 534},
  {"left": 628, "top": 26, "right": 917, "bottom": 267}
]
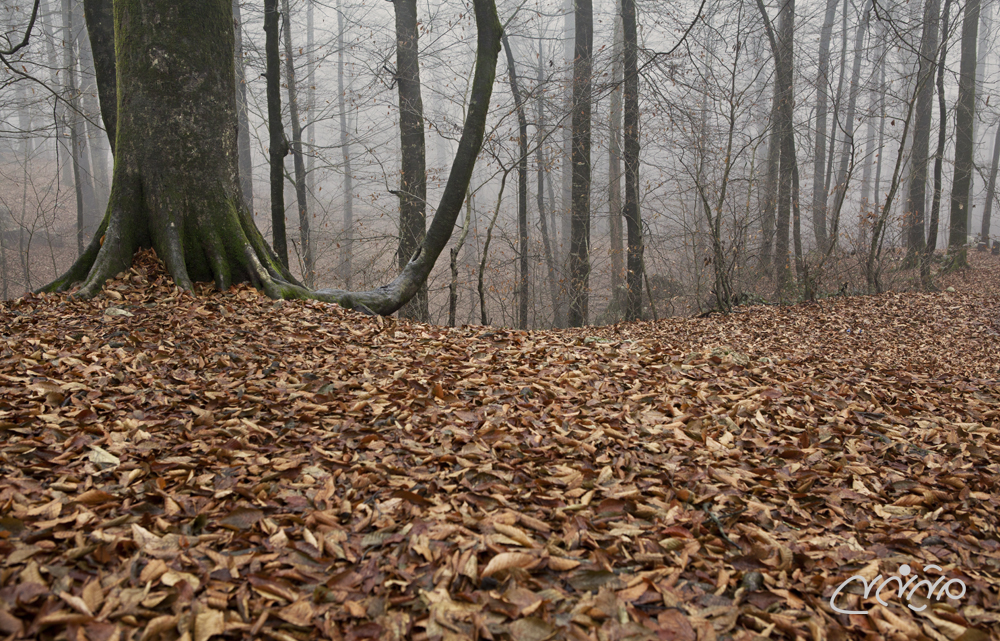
[{"left": 43, "top": 0, "right": 503, "bottom": 317}]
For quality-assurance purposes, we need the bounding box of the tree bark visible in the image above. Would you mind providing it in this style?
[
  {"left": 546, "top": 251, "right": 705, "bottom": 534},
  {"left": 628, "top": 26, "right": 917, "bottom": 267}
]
[
  {"left": 282, "top": 0, "right": 314, "bottom": 287},
  {"left": 609, "top": 5, "right": 624, "bottom": 296},
  {"left": 233, "top": 0, "right": 254, "bottom": 212},
  {"left": 981, "top": 122, "right": 1000, "bottom": 242},
  {"left": 337, "top": 0, "right": 354, "bottom": 287},
  {"left": 905, "top": 0, "right": 940, "bottom": 263},
  {"left": 536, "top": 38, "right": 561, "bottom": 327},
  {"left": 82, "top": 0, "right": 115, "bottom": 147},
  {"left": 394, "top": 0, "right": 429, "bottom": 321},
  {"left": 64, "top": 0, "right": 98, "bottom": 256},
  {"left": 812, "top": 0, "right": 838, "bottom": 251},
  {"left": 502, "top": 34, "right": 530, "bottom": 330},
  {"left": 948, "top": 0, "right": 980, "bottom": 263},
  {"left": 622, "top": 0, "right": 642, "bottom": 321},
  {"left": 77, "top": 14, "right": 110, "bottom": 212},
  {"left": 830, "top": 0, "right": 872, "bottom": 251},
  {"left": 567, "top": 0, "right": 593, "bottom": 327},
  {"left": 927, "top": 0, "right": 952, "bottom": 261},
  {"left": 264, "top": 0, "right": 289, "bottom": 268}
]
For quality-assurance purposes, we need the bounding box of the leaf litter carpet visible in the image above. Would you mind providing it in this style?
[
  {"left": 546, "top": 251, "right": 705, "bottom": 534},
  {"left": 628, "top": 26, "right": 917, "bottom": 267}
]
[{"left": 1, "top": 251, "right": 999, "bottom": 641}]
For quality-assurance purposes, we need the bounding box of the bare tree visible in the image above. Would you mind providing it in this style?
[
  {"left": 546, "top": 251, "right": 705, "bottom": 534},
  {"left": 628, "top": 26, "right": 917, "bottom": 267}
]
[
  {"left": 264, "top": 0, "right": 289, "bottom": 268},
  {"left": 622, "top": 0, "right": 642, "bottom": 321},
  {"left": 281, "top": 0, "right": 314, "bottom": 286},
  {"left": 947, "top": 0, "right": 981, "bottom": 263},
  {"left": 567, "top": 0, "right": 592, "bottom": 327},
  {"left": 502, "top": 34, "right": 529, "bottom": 330},
  {"left": 394, "top": 0, "right": 429, "bottom": 321}
]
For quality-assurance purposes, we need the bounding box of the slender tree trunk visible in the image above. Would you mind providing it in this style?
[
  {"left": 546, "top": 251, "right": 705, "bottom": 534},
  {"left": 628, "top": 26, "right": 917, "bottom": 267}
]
[
  {"left": 264, "top": 0, "right": 289, "bottom": 267},
  {"left": 561, "top": 0, "right": 574, "bottom": 261},
  {"left": 927, "top": 0, "right": 953, "bottom": 261},
  {"left": 609, "top": 6, "right": 624, "bottom": 296},
  {"left": 502, "top": 35, "right": 530, "bottom": 330},
  {"left": 307, "top": 0, "right": 315, "bottom": 247},
  {"left": 64, "top": 0, "right": 96, "bottom": 256},
  {"left": 948, "top": 0, "right": 981, "bottom": 263},
  {"left": 77, "top": 19, "right": 110, "bottom": 213},
  {"left": 568, "top": 0, "right": 593, "bottom": 327},
  {"left": 449, "top": 194, "right": 473, "bottom": 327},
  {"left": 981, "top": 122, "right": 1000, "bottom": 242},
  {"left": 760, "top": 83, "right": 779, "bottom": 271},
  {"left": 82, "top": 0, "right": 115, "bottom": 147},
  {"left": 824, "top": 0, "right": 849, "bottom": 202},
  {"left": 537, "top": 38, "right": 561, "bottom": 327},
  {"left": 281, "top": 0, "right": 314, "bottom": 286},
  {"left": 970, "top": 0, "right": 993, "bottom": 232},
  {"left": 772, "top": 0, "right": 796, "bottom": 290},
  {"left": 233, "top": 0, "right": 254, "bottom": 212},
  {"left": 623, "top": 0, "right": 642, "bottom": 321},
  {"left": 394, "top": 0, "right": 429, "bottom": 321},
  {"left": 873, "top": 26, "right": 886, "bottom": 221},
  {"left": 813, "top": 0, "right": 838, "bottom": 251},
  {"left": 905, "top": 0, "right": 940, "bottom": 264},
  {"left": 337, "top": 0, "right": 353, "bottom": 287},
  {"left": 830, "top": 0, "right": 872, "bottom": 251}
]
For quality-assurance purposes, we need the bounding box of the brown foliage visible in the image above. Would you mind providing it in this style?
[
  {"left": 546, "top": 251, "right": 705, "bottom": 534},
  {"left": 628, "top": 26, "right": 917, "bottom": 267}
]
[{"left": 1, "top": 250, "right": 998, "bottom": 640}]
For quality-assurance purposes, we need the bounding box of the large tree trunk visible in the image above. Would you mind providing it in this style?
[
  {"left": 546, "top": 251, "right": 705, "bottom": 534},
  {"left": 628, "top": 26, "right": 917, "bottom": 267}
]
[
  {"left": 948, "top": 0, "right": 981, "bottom": 263},
  {"left": 264, "top": 0, "right": 289, "bottom": 268},
  {"left": 282, "top": 0, "right": 314, "bottom": 287},
  {"left": 622, "top": 0, "right": 642, "bottom": 321},
  {"left": 394, "top": 0, "right": 429, "bottom": 321},
  {"left": 812, "top": 0, "right": 838, "bottom": 251},
  {"left": 337, "top": 0, "right": 354, "bottom": 288},
  {"left": 233, "top": 0, "right": 254, "bottom": 212},
  {"left": 46, "top": 0, "right": 294, "bottom": 297},
  {"left": 905, "top": 0, "right": 940, "bottom": 264},
  {"left": 502, "top": 35, "right": 530, "bottom": 330},
  {"left": 45, "top": 0, "right": 502, "bottom": 318},
  {"left": 567, "top": 0, "right": 593, "bottom": 327}
]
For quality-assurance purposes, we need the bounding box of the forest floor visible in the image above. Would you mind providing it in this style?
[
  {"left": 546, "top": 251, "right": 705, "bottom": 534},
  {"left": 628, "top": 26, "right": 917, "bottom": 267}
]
[{"left": 1, "top": 251, "right": 999, "bottom": 641}]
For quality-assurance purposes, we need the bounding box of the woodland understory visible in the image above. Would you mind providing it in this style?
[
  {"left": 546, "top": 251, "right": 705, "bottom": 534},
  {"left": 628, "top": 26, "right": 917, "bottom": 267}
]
[{"left": 0, "top": 250, "right": 998, "bottom": 640}]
